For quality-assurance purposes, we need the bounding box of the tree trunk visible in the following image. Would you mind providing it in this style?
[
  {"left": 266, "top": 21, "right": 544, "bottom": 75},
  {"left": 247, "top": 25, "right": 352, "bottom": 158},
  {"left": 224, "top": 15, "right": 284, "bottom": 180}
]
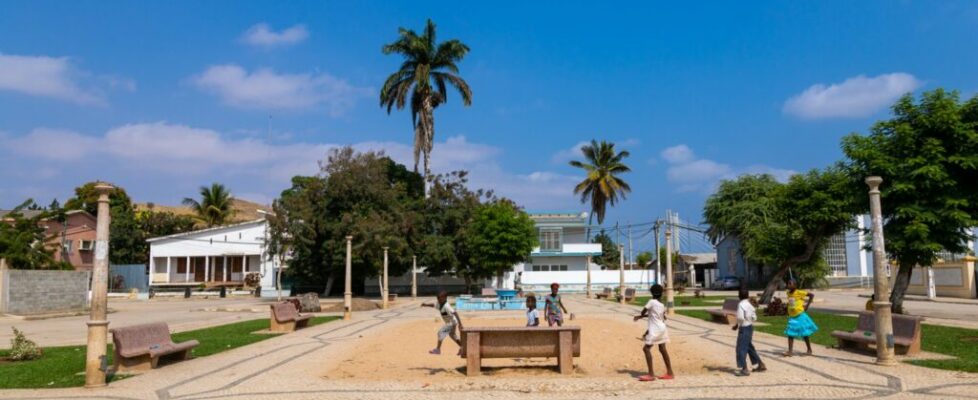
[
  {"left": 323, "top": 274, "right": 336, "bottom": 297},
  {"left": 421, "top": 96, "right": 435, "bottom": 198},
  {"left": 463, "top": 274, "right": 472, "bottom": 294},
  {"left": 889, "top": 262, "right": 914, "bottom": 314},
  {"left": 759, "top": 267, "right": 787, "bottom": 304},
  {"left": 495, "top": 268, "right": 505, "bottom": 289}
]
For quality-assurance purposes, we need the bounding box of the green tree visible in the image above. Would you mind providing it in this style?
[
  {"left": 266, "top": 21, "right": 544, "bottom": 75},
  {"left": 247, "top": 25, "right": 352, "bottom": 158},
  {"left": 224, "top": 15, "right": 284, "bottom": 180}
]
[
  {"left": 704, "top": 169, "right": 857, "bottom": 302},
  {"left": 0, "top": 201, "right": 68, "bottom": 269},
  {"left": 569, "top": 140, "right": 632, "bottom": 232},
  {"left": 466, "top": 200, "right": 537, "bottom": 287},
  {"left": 636, "top": 251, "right": 653, "bottom": 269},
  {"left": 182, "top": 183, "right": 235, "bottom": 227},
  {"left": 64, "top": 182, "right": 141, "bottom": 264},
  {"left": 417, "top": 171, "right": 490, "bottom": 290},
  {"left": 591, "top": 231, "right": 620, "bottom": 269},
  {"left": 843, "top": 89, "right": 978, "bottom": 313},
  {"left": 380, "top": 19, "right": 473, "bottom": 186}
]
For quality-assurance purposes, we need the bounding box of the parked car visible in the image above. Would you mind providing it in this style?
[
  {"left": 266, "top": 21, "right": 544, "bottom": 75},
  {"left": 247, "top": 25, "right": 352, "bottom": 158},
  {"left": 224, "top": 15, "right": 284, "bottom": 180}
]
[{"left": 712, "top": 276, "right": 741, "bottom": 290}]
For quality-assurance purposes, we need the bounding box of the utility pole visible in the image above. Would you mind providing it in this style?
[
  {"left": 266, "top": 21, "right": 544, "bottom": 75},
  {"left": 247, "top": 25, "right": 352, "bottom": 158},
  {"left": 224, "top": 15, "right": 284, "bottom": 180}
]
[
  {"left": 382, "top": 247, "right": 389, "bottom": 310},
  {"left": 654, "top": 220, "right": 661, "bottom": 285},
  {"left": 627, "top": 222, "right": 633, "bottom": 271},
  {"left": 618, "top": 244, "right": 625, "bottom": 304},
  {"left": 665, "top": 227, "right": 675, "bottom": 316},
  {"left": 866, "top": 176, "right": 896, "bottom": 366},
  {"left": 85, "top": 182, "right": 113, "bottom": 388},
  {"left": 344, "top": 236, "right": 353, "bottom": 320},
  {"left": 411, "top": 255, "right": 417, "bottom": 299},
  {"left": 585, "top": 255, "right": 592, "bottom": 298}
]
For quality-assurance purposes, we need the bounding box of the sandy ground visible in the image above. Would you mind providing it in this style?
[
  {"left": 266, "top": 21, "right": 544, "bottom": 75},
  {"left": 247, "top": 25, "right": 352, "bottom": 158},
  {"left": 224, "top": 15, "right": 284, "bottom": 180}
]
[{"left": 323, "top": 315, "right": 714, "bottom": 381}]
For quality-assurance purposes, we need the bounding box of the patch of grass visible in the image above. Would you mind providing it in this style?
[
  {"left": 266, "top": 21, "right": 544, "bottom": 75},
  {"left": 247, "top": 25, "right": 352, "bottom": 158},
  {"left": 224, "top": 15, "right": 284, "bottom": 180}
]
[
  {"left": 677, "top": 309, "right": 978, "bottom": 372},
  {"left": 0, "top": 315, "right": 340, "bottom": 388},
  {"left": 629, "top": 295, "right": 730, "bottom": 308}
]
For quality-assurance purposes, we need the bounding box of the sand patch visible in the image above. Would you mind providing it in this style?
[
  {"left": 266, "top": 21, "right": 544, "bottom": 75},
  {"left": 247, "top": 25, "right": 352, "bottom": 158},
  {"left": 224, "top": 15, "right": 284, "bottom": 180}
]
[
  {"left": 324, "top": 316, "right": 715, "bottom": 381},
  {"left": 321, "top": 298, "right": 381, "bottom": 312}
]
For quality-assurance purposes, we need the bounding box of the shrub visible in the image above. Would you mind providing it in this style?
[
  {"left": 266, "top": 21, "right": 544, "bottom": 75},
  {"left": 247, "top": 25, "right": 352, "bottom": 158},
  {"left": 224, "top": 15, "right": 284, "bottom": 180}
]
[
  {"left": 8, "top": 327, "right": 42, "bottom": 361},
  {"left": 764, "top": 297, "right": 787, "bottom": 316}
]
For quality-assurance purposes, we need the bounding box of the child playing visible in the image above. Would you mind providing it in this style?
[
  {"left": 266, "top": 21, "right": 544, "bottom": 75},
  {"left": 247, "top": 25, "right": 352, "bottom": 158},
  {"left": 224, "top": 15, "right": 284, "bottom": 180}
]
[
  {"left": 633, "top": 284, "right": 674, "bottom": 382},
  {"left": 526, "top": 295, "right": 540, "bottom": 327},
  {"left": 783, "top": 279, "right": 818, "bottom": 357},
  {"left": 421, "top": 291, "right": 464, "bottom": 355},
  {"left": 544, "top": 283, "right": 569, "bottom": 327},
  {"left": 732, "top": 287, "right": 766, "bottom": 376}
]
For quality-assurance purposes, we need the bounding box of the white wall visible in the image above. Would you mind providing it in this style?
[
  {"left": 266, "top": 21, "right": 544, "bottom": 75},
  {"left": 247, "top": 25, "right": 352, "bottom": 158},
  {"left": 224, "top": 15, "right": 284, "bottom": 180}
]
[{"left": 516, "top": 270, "right": 657, "bottom": 293}]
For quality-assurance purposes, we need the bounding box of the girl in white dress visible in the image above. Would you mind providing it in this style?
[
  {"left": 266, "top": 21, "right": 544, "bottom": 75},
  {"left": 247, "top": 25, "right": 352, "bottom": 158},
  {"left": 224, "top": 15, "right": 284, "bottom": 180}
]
[{"left": 633, "top": 284, "right": 675, "bottom": 381}]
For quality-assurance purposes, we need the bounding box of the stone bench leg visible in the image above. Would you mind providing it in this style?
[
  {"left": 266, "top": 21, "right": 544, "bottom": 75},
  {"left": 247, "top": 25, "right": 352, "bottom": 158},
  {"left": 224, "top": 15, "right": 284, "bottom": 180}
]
[
  {"left": 558, "top": 330, "right": 573, "bottom": 374},
  {"left": 270, "top": 319, "right": 296, "bottom": 333},
  {"left": 114, "top": 353, "right": 158, "bottom": 374},
  {"left": 466, "top": 332, "right": 481, "bottom": 377}
]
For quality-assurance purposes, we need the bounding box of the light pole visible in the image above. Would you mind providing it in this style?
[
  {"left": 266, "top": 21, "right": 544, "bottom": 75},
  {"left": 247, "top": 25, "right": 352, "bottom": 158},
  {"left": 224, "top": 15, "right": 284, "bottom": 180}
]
[
  {"left": 866, "top": 176, "right": 896, "bottom": 366},
  {"left": 665, "top": 228, "right": 674, "bottom": 315},
  {"left": 585, "top": 255, "right": 592, "bottom": 299},
  {"left": 85, "top": 182, "right": 113, "bottom": 388},
  {"left": 618, "top": 244, "right": 625, "bottom": 304},
  {"left": 344, "top": 236, "right": 353, "bottom": 320},
  {"left": 382, "top": 247, "right": 389, "bottom": 310},
  {"left": 411, "top": 255, "right": 418, "bottom": 299}
]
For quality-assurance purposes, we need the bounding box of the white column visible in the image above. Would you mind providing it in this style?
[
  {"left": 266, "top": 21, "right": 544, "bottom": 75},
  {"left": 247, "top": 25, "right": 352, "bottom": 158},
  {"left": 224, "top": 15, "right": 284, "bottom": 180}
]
[
  {"left": 166, "top": 257, "right": 171, "bottom": 283},
  {"left": 926, "top": 266, "right": 936, "bottom": 299},
  {"left": 242, "top": 255, "right": 247, "bottom": 280},
  {"left": 204, "top": 256, "right": 210, "bottom": 282},
  {"left": 222, "top": 256, "right": 228, "bottom": 282},
  {"left": 185, "top": 256, "right": 190, "bottom": 282}
]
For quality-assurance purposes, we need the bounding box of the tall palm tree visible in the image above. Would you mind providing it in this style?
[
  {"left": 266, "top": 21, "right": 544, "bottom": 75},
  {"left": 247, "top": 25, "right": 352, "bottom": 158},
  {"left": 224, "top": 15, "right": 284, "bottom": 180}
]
[
  {"left": 380, "top": 19, "right": 472, "bottom": 189},
  {"left": 569, "top": 140, "right": 632, "bottom": 231},
  {"left": 182, "top": 183, "right": 234, "bottom": 227}
]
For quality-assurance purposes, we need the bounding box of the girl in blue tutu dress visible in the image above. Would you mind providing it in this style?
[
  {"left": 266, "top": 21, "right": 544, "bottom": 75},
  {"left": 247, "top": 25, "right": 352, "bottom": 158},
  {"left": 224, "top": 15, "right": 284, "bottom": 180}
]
[{"left": 783, "top": 279, "right": 818, "bottom": 356}]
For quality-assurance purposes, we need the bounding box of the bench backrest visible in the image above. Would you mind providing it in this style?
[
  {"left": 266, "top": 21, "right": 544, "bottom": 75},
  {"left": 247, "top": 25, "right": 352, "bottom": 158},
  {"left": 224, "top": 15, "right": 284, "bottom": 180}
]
[
  {"left": 722, "top": 298, "right": 739, "bottom": 311},
  {"left": 602, "top": 287, "right": 613, "bottom": 294},
  {"left": 110, "top": 322, "right": 173, "bottom": 350},
  {"left": 462, "top": 326, "right": 581, "bottom": 358},
  {"left": 854, "top": 312, "right": 922, "bottom": 339},
  {"left": 624, "top": 288, "right": 636, "bottom": 298},
  {"left": 271, "top": 301, "right": 299, "bottom": 322}
]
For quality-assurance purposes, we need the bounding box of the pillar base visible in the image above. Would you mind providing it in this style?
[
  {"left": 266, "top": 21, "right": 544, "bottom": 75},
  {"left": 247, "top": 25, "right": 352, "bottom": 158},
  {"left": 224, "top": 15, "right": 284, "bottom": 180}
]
[
  {"left": 875, "top": 358, "right": 898, "bottom": 366},
  {"left": 343, "top": 311, "right": 352, "bottom": 320}
]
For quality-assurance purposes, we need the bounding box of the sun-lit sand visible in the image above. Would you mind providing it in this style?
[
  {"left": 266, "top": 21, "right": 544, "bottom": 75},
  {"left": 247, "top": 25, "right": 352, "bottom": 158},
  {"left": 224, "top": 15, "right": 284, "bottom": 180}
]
[{"left": 323, "top": 315, "right": 714, "bottom": 381}]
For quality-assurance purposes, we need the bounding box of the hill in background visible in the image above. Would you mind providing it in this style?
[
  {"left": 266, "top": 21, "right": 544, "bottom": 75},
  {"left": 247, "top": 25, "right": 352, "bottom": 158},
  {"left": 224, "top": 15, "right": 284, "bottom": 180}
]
[{"left": 135, "top": 198, "right": 271, "bottom": 225}]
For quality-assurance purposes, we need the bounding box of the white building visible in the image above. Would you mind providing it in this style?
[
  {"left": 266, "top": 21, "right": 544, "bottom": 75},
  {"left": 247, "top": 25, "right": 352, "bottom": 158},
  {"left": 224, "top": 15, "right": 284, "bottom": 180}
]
[
  {"left": 147, "top": 219, "right": 282, "bottom": 297},
  {"left": 502, "top": 212, "right": 657, "bottom": 293}
]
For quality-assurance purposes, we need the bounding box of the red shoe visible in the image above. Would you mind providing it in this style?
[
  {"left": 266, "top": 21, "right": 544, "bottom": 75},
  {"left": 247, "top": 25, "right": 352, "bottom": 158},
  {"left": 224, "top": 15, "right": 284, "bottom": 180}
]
[
  {"left": 657, "top": 374, "right": 674, "bottom": 380},
  {"left": 638, "top": 375, "right": 656, "bottom": 382}
]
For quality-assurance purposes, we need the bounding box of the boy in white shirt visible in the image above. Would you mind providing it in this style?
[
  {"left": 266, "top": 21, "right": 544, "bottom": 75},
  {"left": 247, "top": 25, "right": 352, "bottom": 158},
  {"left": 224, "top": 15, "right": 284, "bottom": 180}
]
[
  {"left": 422, "top": 291, "right": 463, "bottom": 355},
  {"left": 633, "top": 284, "right": 674, "bottom": 381},
  {"left": 525, "top": 295, "right": 540, "bottom": 327},
  {"left": 732, "top": 287, "right": 766, "bottom": 376}
]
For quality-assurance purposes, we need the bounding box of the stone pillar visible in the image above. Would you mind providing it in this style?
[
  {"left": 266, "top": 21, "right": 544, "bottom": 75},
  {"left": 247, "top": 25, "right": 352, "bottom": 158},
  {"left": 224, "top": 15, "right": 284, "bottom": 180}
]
[
  {"left": 411, "top": 255, "right": 417, "bottom": 299},
  {"left": 585, "top": 255, "right": 592, "bottom": 299},
  {"left": 204, "top": 256, "right": 210, "bottom": 282},
  {"left": 344, "top": 236, "right": 353, "bottom": 320},
  {"left": 866, "top": 176, "right": 896, "bottom": 366},
  {"left": 85, "top": 182, "right": 113, "bottom": 388},
  {"left": 926, "top": 266, "right": 936, "bottom": 300},
  {"left": 382, "top": 247, "right": 389, "bottom": 310},
  {"left": 665, "top": 229, "right": 674, "bottom": 315},
  {"left": 618, "top": 244, "right": 625, "bottom": 304}
]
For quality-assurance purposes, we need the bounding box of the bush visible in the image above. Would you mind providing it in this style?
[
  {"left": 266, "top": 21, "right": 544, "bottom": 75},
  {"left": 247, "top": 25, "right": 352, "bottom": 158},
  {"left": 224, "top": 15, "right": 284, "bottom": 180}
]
[
  {"left": 764, "top": 297, "right": 787, "bottom": 316},
  {"left": 8, "top": 328, "right": 42, "bottom": 361}
]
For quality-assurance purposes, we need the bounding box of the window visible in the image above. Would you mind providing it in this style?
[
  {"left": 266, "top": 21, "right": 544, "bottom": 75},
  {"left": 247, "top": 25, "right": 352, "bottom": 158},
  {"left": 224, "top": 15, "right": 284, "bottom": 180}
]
[
  {"left": 823, "top": 233, "right": 848, "bottom": 276},
  {"left": 559, "top": 265, "right": 568, "bottom": 271},
  {"left": 531, "top": 265, "right": 541, "bottom": 272},
  {"left": 539, "top": 228, "right": 562, "bottom": 252},
  {"left": 79, "top": 240, "right": 94, "bottom": 251}
]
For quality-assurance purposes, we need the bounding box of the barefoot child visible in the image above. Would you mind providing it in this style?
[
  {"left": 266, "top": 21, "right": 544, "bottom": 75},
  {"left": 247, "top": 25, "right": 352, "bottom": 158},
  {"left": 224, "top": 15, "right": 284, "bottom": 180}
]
[
  {"left": 633, "top": 284, "right": 674, "bottom": 382},
  {"left": 526, "top": 295, "right": 540, "bottom": 327},
  {"left": 783, "top": 279, "right": 818, "bottom": 356},
  {"left": 421, "top": 291, "right": 464, "bottom": 355},
  {"left": 544, "top": 283, "right": 569, "bottom": 327},
  {"left": 733, "top": 287, "right": 766, "bottom": 376}
]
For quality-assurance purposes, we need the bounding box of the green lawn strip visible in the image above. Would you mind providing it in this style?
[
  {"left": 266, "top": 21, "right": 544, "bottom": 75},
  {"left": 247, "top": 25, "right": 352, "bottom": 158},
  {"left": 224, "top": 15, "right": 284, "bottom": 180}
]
[
  {"left": 0, "top": 315, "right": 339, "bottom": 388},
  {"left": 677, "top": 309, "right": 978, "bottom": 372},
  {"left": 631, "top": 295, "right": 731, "bottom": 307}
]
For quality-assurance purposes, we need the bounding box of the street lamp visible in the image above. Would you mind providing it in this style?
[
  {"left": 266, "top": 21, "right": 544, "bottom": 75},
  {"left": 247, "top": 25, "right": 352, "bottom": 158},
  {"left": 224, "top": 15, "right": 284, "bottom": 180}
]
[
  {"left": 665, "top": 228, "right": 674, "bottom": 315},
  {"left": 618, "top": 244, "right": 625, "bottom": 304},
  {"left": 256, "top": 209, "right": 283, "bottom": 301},
  {"left": 344, "top": 236, "right": 353, "bottom": 320},
  {"left": 85, "top": 182, "right": 113, "bottom": 388},
  {"left": 866, "top": 176, "right": 896, "bottom": 366},
  {"left": 382, "top": 247, "right": 389, "bottom": 310}
]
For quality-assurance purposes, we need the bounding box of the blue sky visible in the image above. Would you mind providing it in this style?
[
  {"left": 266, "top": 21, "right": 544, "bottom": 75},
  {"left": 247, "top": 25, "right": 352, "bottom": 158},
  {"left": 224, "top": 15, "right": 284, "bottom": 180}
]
[{"left": 2, "top": 1, "right": 977, "bottom": 252}]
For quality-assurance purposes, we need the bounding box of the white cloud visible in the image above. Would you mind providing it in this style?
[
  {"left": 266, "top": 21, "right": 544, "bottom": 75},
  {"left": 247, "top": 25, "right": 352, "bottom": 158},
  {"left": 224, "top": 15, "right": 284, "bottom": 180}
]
[
  {"left": 191, "top": 64, "right": 371, "bottom": 114},
  {"left": 0, "top": 123, "right": 576, "bottom": 210},
  {"left": 240, "top": 23, "right": 309, "bottom": 47},
  {"left": 551, "top": 141, "right": 589, "bottom": 164},
  {"left": 0, "top": 53, "right": 106, "bottom": 105},
  {"left": 660, "top": 144, "right": 796, "bottom": 193},
  {"left": 783, "top": 73, "right": 922, "bottom": 119}
]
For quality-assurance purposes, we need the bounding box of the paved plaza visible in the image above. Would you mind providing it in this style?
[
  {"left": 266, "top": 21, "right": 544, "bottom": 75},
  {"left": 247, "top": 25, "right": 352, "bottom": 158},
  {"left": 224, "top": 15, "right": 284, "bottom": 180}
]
[{"left": 1, "top": 296, "right": 976, "bottom": 400}]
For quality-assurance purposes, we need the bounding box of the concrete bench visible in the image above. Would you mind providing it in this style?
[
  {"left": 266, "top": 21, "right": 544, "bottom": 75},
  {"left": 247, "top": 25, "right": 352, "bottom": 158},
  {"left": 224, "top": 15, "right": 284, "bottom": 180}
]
[
  {"left": 110, "top": 322, "right": 199, "bottom": 373},
  {"left": 270, "top": 301, "right": 312, "bottom": 332},
  {"left": 460, "top": 326, "right": 581, "bottom": 376},
  {"left": 594, "top": 287, "right": 612, "bottom": 299},
  {"left": 831, "top": 311, "right": 924, "bottom": 356},
  {"left": 615, "top": 287, "right": 636, "bottom": 302},
  {"left": 706, "top": 298, "right": 739, "bottom": 324}
]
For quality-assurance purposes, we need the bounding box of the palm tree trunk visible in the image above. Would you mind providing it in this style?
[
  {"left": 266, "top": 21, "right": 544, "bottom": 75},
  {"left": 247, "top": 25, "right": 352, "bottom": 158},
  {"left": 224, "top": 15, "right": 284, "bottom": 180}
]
[{"left": 421, "top": 97, "right": 435, "bottom": 198}]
